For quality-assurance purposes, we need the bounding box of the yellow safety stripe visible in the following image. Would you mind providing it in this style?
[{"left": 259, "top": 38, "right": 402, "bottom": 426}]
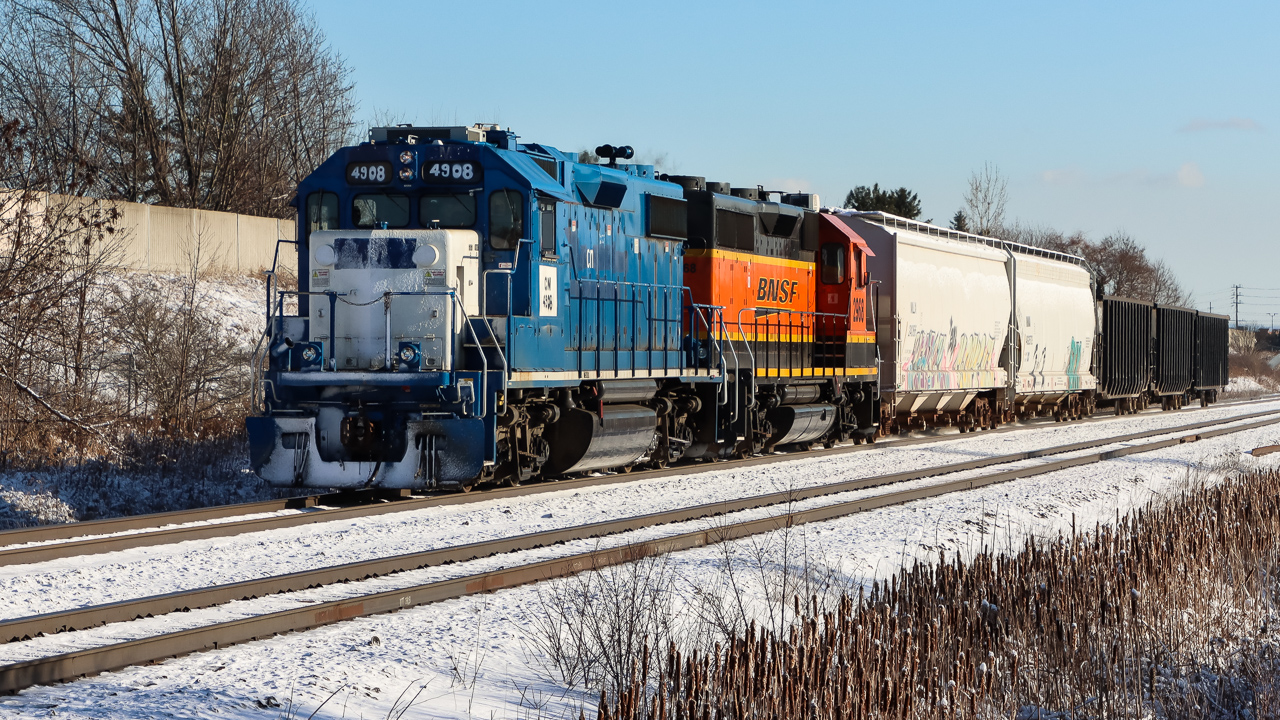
[
  {"left": 757, "top": 367, "right": 877, "bottom": 377},
  {"left": 696, "top": 330, "right": 876, "bottom": 344},
  {"left": 720, "top": 330, "right": 815, "bottom": 342}
]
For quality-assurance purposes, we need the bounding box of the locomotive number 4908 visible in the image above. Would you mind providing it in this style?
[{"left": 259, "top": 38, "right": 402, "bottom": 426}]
[
  {"left": 423, "top": 162, "right": 482, "bottom": 183},
  {"left": 346, "top": 162, "right": 391, "bottom": 184}
]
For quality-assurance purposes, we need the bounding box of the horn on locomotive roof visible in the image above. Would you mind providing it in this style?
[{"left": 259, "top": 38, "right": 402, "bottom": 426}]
[{"left": 594, "top": 144, "right": 634, "bottom": 165}]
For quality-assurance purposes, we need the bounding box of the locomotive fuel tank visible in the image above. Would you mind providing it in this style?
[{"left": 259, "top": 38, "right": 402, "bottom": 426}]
[
  {"left": 767, "top": 403, "right": 838, "bottom": 446},
  {"left": 542, "top": 404, "right": 658, "bottom": 475}
]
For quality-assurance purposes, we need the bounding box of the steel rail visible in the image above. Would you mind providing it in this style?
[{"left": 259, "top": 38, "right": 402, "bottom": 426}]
[
  {"left": 0, "top": 488, "right": 415, "bottom": 549},
  {"left": 0, "top": 412, "right": 1275, "bottom": 694},
  {"left": 2, "top": 397, "right": 1275, "bottom": 568}
]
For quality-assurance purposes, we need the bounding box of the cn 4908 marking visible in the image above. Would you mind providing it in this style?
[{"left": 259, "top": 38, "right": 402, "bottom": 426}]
[{"left": 247, "top": 124, "right": 1229, "bottom": 490}]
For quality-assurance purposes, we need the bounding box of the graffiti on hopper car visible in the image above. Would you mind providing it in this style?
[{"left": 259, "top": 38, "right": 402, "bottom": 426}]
[
  {"left": 1018, "top": 337, "right": 1092, "bottom": 392},
  {"left": 1066, "top": 338, "right": 1085, "bottom": 390},
  {"left": 900, "top": 319, "right": 1002, "bottom": 390}
]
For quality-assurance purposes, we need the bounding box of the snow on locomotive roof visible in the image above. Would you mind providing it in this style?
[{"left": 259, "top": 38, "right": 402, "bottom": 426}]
[{"left": 829, "top": 209, "right": 1089, "bottom": 268}]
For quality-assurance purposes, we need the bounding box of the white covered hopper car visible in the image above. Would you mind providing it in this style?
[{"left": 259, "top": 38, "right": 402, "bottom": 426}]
[{"left": 846, "top": 212, "right": 1097, "bottom": 434}]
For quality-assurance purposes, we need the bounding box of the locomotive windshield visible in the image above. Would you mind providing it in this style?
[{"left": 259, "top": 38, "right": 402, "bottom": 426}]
[
  {"left": 419, "top": 193, "right": 476, "bottom": 228},
  {"left": 353, "top": 193, "right": 410, "bottom": 228}
]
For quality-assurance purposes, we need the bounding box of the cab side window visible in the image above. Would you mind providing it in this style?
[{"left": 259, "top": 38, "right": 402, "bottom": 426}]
[
  {"left": 489, "top": 189, "right": 524, "bottom": 249},
  {"left": 820, "top": 242, "right": 846, "bottom": 284},
  {"left": 538, "top": 197, "right": 557, "bottom": 257},
  {"left": 306, "top": 192, "right": 339, "bottom": 237}
]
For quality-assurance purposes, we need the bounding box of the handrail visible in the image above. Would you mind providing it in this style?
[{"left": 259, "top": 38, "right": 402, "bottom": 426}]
[
  {"left": 730, "top": 305, "right": 857, "bottom": 411},
  {"left": 839, "top": 210, "right": 1089, "bottom": 268},
  {"left": 715, "top": 312, "right": 736, "bottom": 417},
  {"left": 450, "top": 291, "right": 490, "bottom": 419},
  {"left": 275, "top": 289, "right": 348, "bottom": 370},
  {"left": 567, "top": 275, "right": 691, "bottom": 378},
  {"left": 480, "top": 237, "right": 533, "bottom": 379}
]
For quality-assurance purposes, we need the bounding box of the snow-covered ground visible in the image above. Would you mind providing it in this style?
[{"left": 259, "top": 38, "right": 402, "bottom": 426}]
[
  {"left": 0, "top": 271, "right": 291, "bottom": 530},
  {"left": 1225, "top": 374, "right": 1280, "bottom": 397},
  {"left": 2, "top": 402, "right": 1280, "bottom": 719},
  {"left": 1, "top": 399, "right": 1275, "bottom": 619}
]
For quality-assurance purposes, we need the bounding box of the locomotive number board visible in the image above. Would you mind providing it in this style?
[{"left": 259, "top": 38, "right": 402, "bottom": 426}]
[
  {"left": 422, "top": 161, "right": 483, "bottom": 184},
  {"left": 347, "top": 162, "right": 393, "bottom": 185}
]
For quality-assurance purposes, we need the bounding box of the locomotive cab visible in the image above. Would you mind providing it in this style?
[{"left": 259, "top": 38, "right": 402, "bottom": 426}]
[{"left": 814, "top": 211, "right": 876, "bottom": 369}]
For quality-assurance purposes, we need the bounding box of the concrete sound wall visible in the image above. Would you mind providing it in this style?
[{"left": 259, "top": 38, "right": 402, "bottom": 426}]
[
  {"left": 0, "top": 192, "right": 296, "bottom": 274},
  {"left": 108, "top": 199, "right": 296, "bottom": 274}
]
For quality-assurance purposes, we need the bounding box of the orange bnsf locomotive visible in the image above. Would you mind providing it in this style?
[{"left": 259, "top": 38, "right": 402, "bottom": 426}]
[{"left": 670, "top": 176, "right": 879, "bottom": 459}]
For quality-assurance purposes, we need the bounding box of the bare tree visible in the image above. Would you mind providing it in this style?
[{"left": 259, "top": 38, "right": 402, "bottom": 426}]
[
  {"left": 1149, "top": 258, "right": 1191, "bottom": 306},
  {"left": 107, "top": 222, "right": 250, "bottom": 434},
  {"left": 0, "top": 0, "right": 355, "bottom": 218},
  {"left": 1014, "top": 225, "right": 1191, "bottom": 305},
  {"left": 963, "top": 162, "right": 1008, "bottom": 236},
  {"left": 0, "top": 120, "right": 122, "bottom": 463}
]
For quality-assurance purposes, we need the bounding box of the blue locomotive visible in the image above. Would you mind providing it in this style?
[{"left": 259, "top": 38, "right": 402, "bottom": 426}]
[{"left": 249, "top": 124, "right": 735, "bottom": 489}]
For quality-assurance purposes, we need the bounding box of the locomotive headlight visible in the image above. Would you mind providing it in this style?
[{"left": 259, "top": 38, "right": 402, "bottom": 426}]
[
  {"left": 399, "top": 150, "right": 414, "bottom": 165},
  {"left": 412, "top": 244, "right": 439, "bottom": 266},
  {"left": 314, "top": 244, "right": 336, "bottom": 266},
  {"left": 397, "top": 341, "right": 422, "bottom": 370},
  {"left": 399, "top": 167, "right": 414, "bottom": 181},
  {"left": 301, "top": 345, "right": 320, "bottom": 363}
]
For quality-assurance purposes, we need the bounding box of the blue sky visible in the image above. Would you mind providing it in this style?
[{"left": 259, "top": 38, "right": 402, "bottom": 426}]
[{"left": 306, "top": 0, "right": 1279, "bottom": 326}]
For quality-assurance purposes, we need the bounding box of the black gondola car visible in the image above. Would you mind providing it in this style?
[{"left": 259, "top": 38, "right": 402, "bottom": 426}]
[
  {"left": 1151, "top": 305, "right": 1196, "bottom": 409},
  {"left": 1095, "top": 296, "right": 1152, "bottom": 414},
  {"left": 1192, "top": 311, "right": 1230, "bottom": 404}
]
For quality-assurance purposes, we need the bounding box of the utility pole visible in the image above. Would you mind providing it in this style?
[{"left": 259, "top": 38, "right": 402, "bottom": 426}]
[
  {"left": 1269, "top": 311, "right": 1277, "bottom": 332},
  {"left": 1232, "top": 284, "right": 1242, "bottom": 328}
]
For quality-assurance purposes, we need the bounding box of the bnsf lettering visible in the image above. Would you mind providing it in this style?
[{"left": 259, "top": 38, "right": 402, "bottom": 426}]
[{"left": 756, "top": 278, "right": 801, "bottom": 304}]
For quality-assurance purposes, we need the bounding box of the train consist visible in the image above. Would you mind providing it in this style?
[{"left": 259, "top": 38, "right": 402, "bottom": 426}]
[{"left": 247, "top": 124, "right": 1229, "bottom": 489}]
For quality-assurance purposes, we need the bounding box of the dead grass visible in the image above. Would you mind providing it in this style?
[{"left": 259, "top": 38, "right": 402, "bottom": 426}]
[
  {"left": 597, "top": 470, "right": 1280, "bottom": 720},
  {"left": 1224, "top": 352, "right": 1280, "bottom": 399}
]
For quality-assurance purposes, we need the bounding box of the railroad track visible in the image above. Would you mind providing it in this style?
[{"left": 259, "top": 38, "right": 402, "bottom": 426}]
[
  {"left": 1, "top": 409, "right": 1277, "bottom": 693},
  {"left": 2, "top": 397, "right": 1276, "bottom": 568}
]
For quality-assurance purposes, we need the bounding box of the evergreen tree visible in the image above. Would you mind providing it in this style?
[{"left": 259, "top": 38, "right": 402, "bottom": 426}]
[
  {"left": 951, "top": 210, "right": 969, "bottom": 232},
  {"left": 842, "top": 183, "right": 922, "bottom": 219}
]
